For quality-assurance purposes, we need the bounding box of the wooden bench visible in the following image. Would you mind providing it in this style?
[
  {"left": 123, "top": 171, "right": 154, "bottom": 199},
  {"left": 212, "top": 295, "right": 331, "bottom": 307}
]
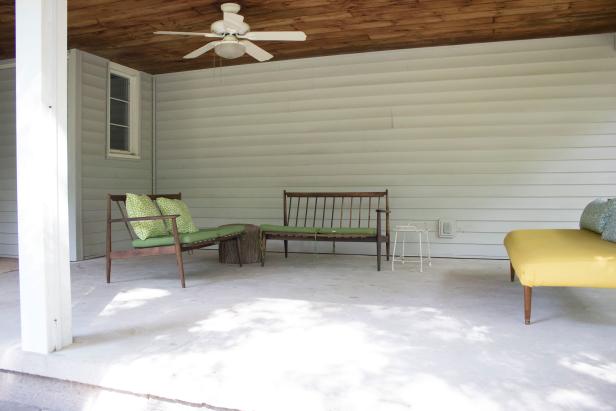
[
  {"left": 260, "top": 190, "right": 391, "bottom": 270},
  {"left": 106, "top": 193, "right": 244, "bottom": 288}
]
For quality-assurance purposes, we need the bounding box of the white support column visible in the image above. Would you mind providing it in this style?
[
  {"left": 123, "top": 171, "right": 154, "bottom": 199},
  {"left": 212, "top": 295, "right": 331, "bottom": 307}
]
[{"left": 16, "top": 0, "right": 72, "bottom": 353}]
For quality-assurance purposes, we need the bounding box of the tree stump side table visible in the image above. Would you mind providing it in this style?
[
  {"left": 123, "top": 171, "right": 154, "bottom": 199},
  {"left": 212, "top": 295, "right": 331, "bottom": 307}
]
[{"left": 219, "top": 224, "right": 261, "bottom": 264}]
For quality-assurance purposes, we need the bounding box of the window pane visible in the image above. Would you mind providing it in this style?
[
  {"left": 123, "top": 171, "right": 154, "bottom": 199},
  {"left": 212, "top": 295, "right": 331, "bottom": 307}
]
[
  {"left": 110, "top": 74, "right": 129, "bottom": 101},
  {"left": 110, "top": 125, "right": 129, "bottom": 151},
  {"left": 110, "top": 99, "right": 129, "bottom": 126}
]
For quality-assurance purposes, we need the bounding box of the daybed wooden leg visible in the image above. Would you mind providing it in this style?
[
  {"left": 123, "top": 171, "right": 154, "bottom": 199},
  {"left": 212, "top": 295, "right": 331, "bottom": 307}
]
[
  {"left": 524, "top": 286, "right": 532, "bottom": 325},
  {"left": 284, "top": 240, "right": 288, "bottom": 258},
  {"left": 235, "top": 236, "right": 243, "bottom": 267},
  {"left": 510, "top": 262, "right": 515, "bottom": 282}
]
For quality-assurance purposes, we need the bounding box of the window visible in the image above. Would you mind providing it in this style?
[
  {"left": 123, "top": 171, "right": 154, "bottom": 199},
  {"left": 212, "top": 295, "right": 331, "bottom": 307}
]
[{"left": 107, "top": 62, "right": 140, "bottom": 158}]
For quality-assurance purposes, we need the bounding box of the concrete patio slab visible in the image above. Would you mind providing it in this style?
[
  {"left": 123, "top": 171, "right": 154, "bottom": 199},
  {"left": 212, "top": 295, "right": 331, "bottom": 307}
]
[{"left": 1, "top": 252, "right": 615, "bottom": 411}]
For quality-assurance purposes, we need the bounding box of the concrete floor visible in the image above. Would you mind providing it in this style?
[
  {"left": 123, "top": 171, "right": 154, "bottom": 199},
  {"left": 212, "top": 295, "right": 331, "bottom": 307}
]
[{"left": 0, "top": 252, "right": 615, "bottom": 411}]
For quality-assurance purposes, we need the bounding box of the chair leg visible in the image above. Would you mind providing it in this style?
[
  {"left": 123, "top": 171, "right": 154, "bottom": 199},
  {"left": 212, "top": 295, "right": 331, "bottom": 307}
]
[
  {"left": 284, "top": 240, "right": 288, "bottom": 258},
  {"left": 510, "top": 262, "right": 515, "bottom": 282},
  {"left": 524, "top": 286, "right": 532, "bottom": 325},
  {"left": 376, "top": 237, "right": 382, "bottom": 271},
  {"left": 175, "top": 249, "right": 186, "bottom": 288},
  {"left": 235, "top": 236, "right": 243, "bottom": 267}
]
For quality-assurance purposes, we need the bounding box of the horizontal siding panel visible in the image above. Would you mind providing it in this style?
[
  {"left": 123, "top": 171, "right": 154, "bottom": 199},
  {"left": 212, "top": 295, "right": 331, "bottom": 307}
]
[{"left": 157, "top": 71, "right": 616, "bottom": 108}]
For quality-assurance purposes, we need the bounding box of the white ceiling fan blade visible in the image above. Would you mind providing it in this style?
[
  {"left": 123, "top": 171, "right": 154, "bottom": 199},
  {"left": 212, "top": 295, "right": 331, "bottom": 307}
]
[
  {"left": 240, "top": 31, "right": 307, "bottom": 41},
  {"left": 154, "top": 31, "right": 222, "bottom": 38},
  {"left": 183, "top": 41, "right": 220, "bottom": 59},
  {"left": 240, "top": 40, "right": 273, "bottom": 62}
]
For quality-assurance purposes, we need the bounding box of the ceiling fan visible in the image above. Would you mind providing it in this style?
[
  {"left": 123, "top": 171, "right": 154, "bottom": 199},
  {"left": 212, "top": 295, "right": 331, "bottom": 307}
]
[{"left": 154, "top": 2, "right": 307, "bottom": 62}]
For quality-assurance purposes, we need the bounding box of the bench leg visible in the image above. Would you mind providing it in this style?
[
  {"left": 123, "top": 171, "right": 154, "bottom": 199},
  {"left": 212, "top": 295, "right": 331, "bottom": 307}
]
[
  {"left": 106, "top": 255, "right": 111, "bottom": 284},
  {"left": 376, "top": 237, "right": 382, "bottom": 271},
  {"left": 284, "top": 240, "right": 288, "bottom": 258},
  {"left": 260, "top": 235, "right": 267, "bottom": 267},
  {"left": 510, "top": 262, "right": 515, "bottom": 282},
  {"left": 524, "top": 286, "right": 532, "bottom": 325},
  {"left": 235, "top": 236, "right": 243, "bottom": 267},
  {"left": 385, "top": 237, "right": 390, "bottom": 261}
]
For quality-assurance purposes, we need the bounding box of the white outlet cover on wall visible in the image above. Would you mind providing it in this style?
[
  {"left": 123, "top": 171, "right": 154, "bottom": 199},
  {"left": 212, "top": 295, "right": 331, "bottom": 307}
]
[{"left": 438, "top": 219, "right": 456, "bottom": 238}]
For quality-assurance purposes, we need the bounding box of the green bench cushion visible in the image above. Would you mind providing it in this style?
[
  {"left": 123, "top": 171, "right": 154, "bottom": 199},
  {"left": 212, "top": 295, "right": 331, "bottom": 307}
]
[
  {"left": 260, "top": 224, "right": 318, "bottom": 234},
  {"left": 260, "top": 224, "right": 376, "bottom": 236},
  {"left": 132, "top": 225, "right": 245, "bottom": 248},
  {"left": 317, "top": 227, "right": 377, "bottom": 236}
]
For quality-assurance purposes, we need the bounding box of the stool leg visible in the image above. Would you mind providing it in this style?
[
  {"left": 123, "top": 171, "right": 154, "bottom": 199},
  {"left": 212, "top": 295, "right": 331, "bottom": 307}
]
[
  {"left": 427, "top": 230, "right": 432, "bottom": 267},
  {"left": 402, "top": 232, "right": 406, "bottom": 264}
]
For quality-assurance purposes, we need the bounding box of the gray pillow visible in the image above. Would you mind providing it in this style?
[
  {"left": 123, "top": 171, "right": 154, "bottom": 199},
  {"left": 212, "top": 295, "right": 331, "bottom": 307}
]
[
  {"left": 601, "top": 200, "right": 616, "bottom": 242},
  {"left": 579, "top": 198, "right": 612, "bottom": 234}
]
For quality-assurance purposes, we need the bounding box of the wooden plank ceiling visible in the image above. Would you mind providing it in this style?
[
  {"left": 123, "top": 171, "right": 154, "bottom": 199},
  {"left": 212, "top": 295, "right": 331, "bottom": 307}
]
[{"left": 1, "top": 0, "right": 616, "bottom": 74}]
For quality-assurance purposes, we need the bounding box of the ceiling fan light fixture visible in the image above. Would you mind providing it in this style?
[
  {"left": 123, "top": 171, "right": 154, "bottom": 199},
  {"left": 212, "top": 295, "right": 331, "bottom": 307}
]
[{"left": 215, "top": 41, "right": 245, "bottom": 59}]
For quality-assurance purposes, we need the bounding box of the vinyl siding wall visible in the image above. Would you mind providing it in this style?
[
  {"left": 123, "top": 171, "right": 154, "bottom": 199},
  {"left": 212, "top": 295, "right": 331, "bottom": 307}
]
[
  {"left": 154, "top": 34, "right": 616, "bottom": 259},
  {"left": 0, "top": 63, "right": 16, "bottom": 257},
  {"left": 78, "top": 50, "right": 153, "bottom": 259}
]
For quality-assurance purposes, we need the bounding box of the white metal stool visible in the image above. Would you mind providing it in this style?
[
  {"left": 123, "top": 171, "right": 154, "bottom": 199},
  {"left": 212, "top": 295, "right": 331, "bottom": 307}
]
[{"left": 391, "top": 224, "right": 432, "bottom": 272}]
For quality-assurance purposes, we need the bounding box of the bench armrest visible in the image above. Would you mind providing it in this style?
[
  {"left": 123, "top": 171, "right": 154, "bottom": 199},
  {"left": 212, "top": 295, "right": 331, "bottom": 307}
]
[{"left": 110, "top": 214, "right": 179, "bottom": 223}]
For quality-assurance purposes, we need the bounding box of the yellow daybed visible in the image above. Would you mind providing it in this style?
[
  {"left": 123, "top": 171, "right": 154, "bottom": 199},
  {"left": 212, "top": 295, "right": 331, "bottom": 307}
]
[{"left": 504, "top": 229, "right": 616, "bottom": 324}]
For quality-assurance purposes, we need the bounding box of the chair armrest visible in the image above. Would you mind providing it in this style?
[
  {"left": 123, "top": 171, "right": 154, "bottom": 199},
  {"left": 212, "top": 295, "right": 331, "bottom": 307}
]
[
  {"left": 110, "top": 214, "right": 179, "bottom": 223},
  {"left": 376, "top": 209, "right": 391, "bottom": 213}
]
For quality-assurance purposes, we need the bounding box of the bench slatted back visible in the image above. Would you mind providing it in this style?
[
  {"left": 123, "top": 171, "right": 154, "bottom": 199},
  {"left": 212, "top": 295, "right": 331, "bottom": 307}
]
[
  {"left": 107, "top": 193, "right": 182, "bottom": 240},
  {"left": 283, "top": 191, "right": 389, "bottom": 231}
]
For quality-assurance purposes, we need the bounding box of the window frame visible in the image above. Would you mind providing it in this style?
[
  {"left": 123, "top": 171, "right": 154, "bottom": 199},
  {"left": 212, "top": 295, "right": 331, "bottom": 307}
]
[{"left": 106, "top": 62, "right": 141, "bottom": 159}]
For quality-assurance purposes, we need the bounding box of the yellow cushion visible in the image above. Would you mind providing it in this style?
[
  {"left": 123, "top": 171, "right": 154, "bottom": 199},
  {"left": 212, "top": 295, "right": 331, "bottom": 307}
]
[{"left": 504, "top": 229, "right": 616, "bottom": 288}]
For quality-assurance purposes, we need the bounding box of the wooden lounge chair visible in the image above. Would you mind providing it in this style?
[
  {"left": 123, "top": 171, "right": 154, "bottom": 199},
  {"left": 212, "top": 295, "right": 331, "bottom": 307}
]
[{"left": 106, "top": 193, "right": 244, "bottom": 287}]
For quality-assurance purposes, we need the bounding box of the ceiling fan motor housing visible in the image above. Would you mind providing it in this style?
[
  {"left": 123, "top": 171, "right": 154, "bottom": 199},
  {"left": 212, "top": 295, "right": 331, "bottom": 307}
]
[{"left": 211, "top": 19, "right": 250, "bottom": 35}]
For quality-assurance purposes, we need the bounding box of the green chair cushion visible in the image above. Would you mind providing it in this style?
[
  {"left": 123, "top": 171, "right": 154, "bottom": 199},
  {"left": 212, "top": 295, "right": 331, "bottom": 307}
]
[
  {"left": 317, "top": 227, "right": 377, "bottom": 236},
  {"left": 132, "top": 235, "right": 175, "bottom": 248},
  {"left": 260, "top": 224, "right": 318, "bottom": 234},
  {"left": 125, "top": 193, "right": 168, "bottom": 240},
  {"left": 180, "top": 228, "right": 219, "bottom": 244},
  {"left": 216, "top": 225, "right": 246, "bottom": 238},
  {"left": 132, "top": 226, "right": 243, "bottom": 248},
  {"left": 155, "top": 197, "right": 199, "bottom": 234}
]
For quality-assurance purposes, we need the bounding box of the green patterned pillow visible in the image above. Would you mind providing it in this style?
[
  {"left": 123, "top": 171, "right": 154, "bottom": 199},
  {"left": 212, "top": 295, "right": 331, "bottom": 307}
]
[
  {"left": 156, "top": 197, "right": 199, "bottom": 234},
  {"left": 125, "top": 193, "right": 168, "bottom": 240},
  {"left": 579, "top": 198, "right": 612, "bottom": 234}
]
